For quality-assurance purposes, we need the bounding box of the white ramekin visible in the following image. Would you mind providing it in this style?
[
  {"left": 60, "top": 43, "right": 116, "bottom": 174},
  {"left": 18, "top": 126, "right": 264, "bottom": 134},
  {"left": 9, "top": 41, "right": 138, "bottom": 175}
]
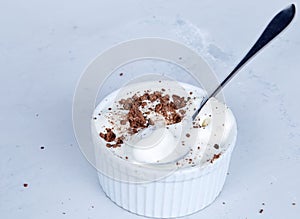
[{"left": 96, "top": 131, "right": 236, "bottom": 218}]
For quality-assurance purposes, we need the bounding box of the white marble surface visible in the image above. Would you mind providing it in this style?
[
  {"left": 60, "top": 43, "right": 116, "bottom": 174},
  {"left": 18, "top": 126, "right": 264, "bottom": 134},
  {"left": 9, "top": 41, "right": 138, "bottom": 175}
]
[{"left": 1, "top": 0, "right": 300, "bottom": 218}]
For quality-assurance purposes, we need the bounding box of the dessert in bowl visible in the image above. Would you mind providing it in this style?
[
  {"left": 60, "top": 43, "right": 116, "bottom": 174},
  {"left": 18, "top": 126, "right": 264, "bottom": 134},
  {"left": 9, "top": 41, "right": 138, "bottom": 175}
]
[
  {"left": 71, "top": 38, "right": 237, "bottom": 218},
  {"left": 91, "top": 79, "right": 237, "bottom": 218}
]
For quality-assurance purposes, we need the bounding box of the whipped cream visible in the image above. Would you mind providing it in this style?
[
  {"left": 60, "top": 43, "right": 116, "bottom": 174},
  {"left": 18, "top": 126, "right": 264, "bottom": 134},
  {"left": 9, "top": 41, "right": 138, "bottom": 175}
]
[{"left": 92, "top": 80, "right": 236, "bottom": 168}]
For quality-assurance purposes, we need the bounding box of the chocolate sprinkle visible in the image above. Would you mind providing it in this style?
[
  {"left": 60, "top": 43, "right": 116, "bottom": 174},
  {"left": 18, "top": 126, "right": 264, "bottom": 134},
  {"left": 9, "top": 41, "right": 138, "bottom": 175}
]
[
  {"left": 99, "top": 128, "right": 116, "bottom": 142},
  {"left": 172, "top": 94, "right": 186, "bottom": 109},
  {"left": 210, "top": 153, "right": 221, "bottom": 163},
  {"left": 120, "top": 120, "right": 127, "bottom": 125},
  {"left": 214, "top": 144, "right": 219, "bottom": 149}
]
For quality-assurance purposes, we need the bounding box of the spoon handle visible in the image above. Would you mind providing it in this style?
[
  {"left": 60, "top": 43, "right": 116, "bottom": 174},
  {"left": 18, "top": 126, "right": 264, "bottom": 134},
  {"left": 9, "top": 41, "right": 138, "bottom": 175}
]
[{"left": 192, "top": 4, "right": 296, "bottom": 120}]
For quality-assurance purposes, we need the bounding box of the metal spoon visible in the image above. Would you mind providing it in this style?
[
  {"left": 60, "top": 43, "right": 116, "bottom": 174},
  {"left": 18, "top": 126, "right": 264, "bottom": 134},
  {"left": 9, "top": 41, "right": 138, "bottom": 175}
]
[{"left": 192, "top": 4, "right": 296, "bottom": 120}]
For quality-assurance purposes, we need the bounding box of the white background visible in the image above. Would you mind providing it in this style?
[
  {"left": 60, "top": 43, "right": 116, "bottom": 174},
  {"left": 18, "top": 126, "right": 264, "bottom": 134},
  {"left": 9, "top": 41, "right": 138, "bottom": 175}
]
[{"left": 1, "top": 0, "right": 300, "bottom": 218}]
